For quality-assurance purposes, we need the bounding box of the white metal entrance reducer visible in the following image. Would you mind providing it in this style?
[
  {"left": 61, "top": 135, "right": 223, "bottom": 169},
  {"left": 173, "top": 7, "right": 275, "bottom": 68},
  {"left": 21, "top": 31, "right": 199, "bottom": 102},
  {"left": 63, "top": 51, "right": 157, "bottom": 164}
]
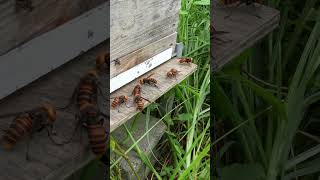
[{"left": 110, "top": 47, "right": 173, "bottom": 93}]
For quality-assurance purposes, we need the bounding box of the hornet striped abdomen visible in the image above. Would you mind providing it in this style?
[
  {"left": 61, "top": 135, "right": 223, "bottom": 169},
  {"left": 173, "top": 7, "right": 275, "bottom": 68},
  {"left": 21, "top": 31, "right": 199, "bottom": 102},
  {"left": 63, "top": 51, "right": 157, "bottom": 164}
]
[
  {"left": 87, "top": 124, "right": 106, "bottom": 155},
  {"left": 3, "top": 115, "right": 33, "bottom": 150},
  {"left": 77, "top": 70, "right": 99, "bottom": 108},
  {"left": 2, "top": 105, "right": 56, "bottom": 150}
]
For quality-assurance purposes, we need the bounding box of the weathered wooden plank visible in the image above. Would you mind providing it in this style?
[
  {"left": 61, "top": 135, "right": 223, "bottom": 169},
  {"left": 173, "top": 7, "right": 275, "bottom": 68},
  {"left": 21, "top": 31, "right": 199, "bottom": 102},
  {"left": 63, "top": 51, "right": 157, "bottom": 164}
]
[
  {"left": 110, "top": 58, "right": 197, "bottom": 132},
  {"left": 110, "top": 32, "right": 177, "bottom": 79},
  {"left": 110, "top": 0, "right": 180, "bottom": 61},
  {"left": 0, "top": 42, "right": 107, "bottom": 180},
  {"left": 0, "top": 2, "right": 108, "bottom": 100},
  {"left": 0, "top": 0, "right": 107, "bottom": 56},
  {"left": 211, "top": 1, "right": 280, "bottom": 70}
]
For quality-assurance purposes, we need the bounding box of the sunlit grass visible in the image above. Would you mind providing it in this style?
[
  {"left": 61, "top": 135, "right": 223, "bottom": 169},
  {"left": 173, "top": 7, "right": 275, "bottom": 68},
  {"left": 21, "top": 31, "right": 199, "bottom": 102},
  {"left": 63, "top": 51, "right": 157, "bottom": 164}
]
[
  {"left": 109, "top": 0, "right": 211, "bottom": 179},
  {"left": 214, "top": 0, "right": 320, "bottom": 179}
]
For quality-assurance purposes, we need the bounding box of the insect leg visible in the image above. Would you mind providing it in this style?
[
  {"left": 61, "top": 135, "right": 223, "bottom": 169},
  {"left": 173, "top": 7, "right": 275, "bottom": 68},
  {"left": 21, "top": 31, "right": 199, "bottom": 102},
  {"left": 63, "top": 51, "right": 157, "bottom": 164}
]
[
  {"left": 46, "top": 126, "right": 65, "bottom": 146},
  {"left": 62, "top": 115, "right": 82, "bottom": 144},
  {"left": 125, "top": 102, "right": 131, "bottom": 108},
  {"left": 25, "top": 135, "right": 32, "bottom": 161},
  {"left": 154, "top": 84, "right": 160, "bottom": 89},
  {"left": 97, "top": 85, "right": 108, "bottom": 101},
  {"left": 56, "top": 84, "right": 79, "bottom": 110}
]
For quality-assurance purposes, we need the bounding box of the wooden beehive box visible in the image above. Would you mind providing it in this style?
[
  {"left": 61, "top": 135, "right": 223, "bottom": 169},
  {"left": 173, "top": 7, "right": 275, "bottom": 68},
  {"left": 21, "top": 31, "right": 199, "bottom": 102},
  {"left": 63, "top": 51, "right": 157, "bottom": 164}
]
[
  {"left": 0, "top": 0, "right": 109, "bottom": 100},
  {"left": 110, "top": 0, "right": 197, "bottom": 131}
]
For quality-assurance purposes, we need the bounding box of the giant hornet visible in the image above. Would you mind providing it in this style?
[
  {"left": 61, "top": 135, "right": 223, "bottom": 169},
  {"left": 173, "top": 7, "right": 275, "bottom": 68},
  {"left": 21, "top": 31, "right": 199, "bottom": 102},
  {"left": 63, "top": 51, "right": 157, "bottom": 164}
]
[
  {"left": 220, "top": 0, "right": 263, "bottom": 19},
  {"left": 179, "top": 57, "right": 192, "bottom": 65},
  {"left": 131, "top": 84, "right": 150, "bottom": 111},
  {"left": 167, "top": 68, "right": 180, "bottom": 79},
  {"left": 59, "top": 69, "right": 104, "bottom": 110},
  {"left": 77, "top": 103, "right": 107, "bottom": 156},
  {"left": 0, "top": 104, "right": 61, "bottom": 159},
  {"left": 96, "top": 51, "right": 109, "bottom": 72},
  {"left": 62, "top": 102, "right": 107, "bottom": 156},
  {"left": 139, "top": 73, "right": 159, "bottom": 88},
  {"left": 111, "top": 95, "right": 129, "bottom": 112}
]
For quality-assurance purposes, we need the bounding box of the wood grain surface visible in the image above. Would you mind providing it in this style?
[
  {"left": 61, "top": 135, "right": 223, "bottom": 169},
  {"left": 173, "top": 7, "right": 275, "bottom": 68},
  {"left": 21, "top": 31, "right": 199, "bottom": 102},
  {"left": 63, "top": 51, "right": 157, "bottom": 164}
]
[
  {"left": 0, "top": 42, "right": 108, "bottom": 180},
  {"left": 0, "top": 0, "right": 107, "bottom": 56},
  {"left": 110, "top": 58, "right": 197, "bottom": 132},
  {"left": 110, "top": 0, "right": 180, "bottom": 61},
  {"left": 110, "top": 33, "right": 177, "bottom": 79},
  {"left": 211, "top": 1, "right": 280, "bottom": 71}
]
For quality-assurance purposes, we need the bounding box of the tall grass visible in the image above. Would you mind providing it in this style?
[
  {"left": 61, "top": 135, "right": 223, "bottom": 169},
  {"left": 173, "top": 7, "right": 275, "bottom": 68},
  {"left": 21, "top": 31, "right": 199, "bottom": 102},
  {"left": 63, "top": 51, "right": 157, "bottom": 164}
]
[
  {"left": 214, "top": 0, "right": 320, "bottom": 179},
  {"left": 110, "top": 0, "right": 210, "bottom": 179}
]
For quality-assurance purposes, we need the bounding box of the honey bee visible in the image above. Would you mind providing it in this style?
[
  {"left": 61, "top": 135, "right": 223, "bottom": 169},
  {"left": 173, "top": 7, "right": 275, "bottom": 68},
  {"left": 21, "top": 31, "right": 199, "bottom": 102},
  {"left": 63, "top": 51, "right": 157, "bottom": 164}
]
[
  {"left": 96, "top": 51, "right": 109, "bottom": 71},
  {"left": 0, "top": 104, "right": 60, "bottom": 159},
  {"left": 167, "top": 68, "right": 180, "bottom": 79},
  {"left": 111, "top": 95, "right": 129, "bottom": 112},
  {"left": 179, "top": 57, "right": 192, "bottom": 64},
  {"left": 139, "top": 73, "right": 159, "bottom": 88}
]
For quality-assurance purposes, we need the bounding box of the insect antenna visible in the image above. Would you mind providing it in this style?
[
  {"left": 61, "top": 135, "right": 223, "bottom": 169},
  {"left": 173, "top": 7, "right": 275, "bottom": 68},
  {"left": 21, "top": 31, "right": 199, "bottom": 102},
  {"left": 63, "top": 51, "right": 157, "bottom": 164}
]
[
  {"left": 146, "top": 73, "right": 155, "bottom": 79},
  {"left": 56, "top": 85, "right": 79, "bottom": 110},
  {"left": 62, "top": 116, "right": 82, "bottom": 144},
  {"left": 46, "top": 127, "right": 65, "bottom": 146}
]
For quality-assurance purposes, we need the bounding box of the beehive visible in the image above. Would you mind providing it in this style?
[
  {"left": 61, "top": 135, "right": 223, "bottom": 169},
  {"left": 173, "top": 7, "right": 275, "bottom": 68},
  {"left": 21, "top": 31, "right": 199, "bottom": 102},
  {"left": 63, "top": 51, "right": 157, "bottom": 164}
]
[{"left": 109, "top": 0, "right": 197, "bottom": 131}]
